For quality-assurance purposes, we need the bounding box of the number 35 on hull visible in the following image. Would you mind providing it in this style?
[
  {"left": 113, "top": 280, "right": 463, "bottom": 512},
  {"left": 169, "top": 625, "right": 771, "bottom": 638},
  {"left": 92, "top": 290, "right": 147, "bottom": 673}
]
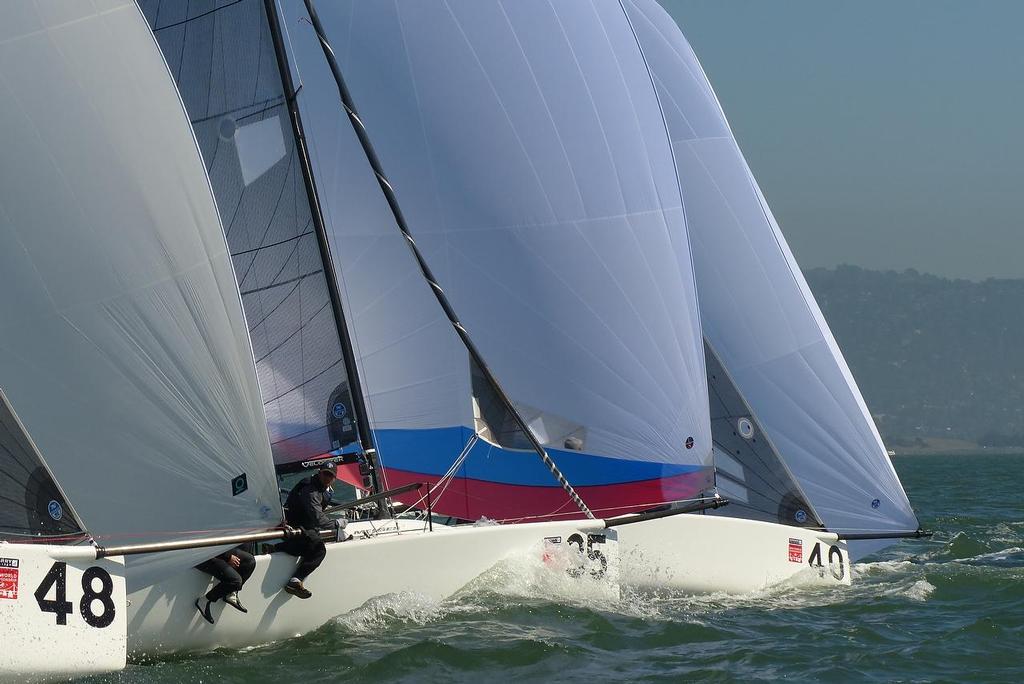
[{"left": 0, "top": 544, "right": 127, "bottom": 679}]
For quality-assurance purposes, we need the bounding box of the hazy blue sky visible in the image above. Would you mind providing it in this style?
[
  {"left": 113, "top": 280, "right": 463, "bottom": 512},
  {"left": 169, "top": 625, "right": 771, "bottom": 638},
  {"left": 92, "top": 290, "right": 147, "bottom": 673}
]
[{"left": 659, "top": 1, "right": 1024, "bottom": 280}]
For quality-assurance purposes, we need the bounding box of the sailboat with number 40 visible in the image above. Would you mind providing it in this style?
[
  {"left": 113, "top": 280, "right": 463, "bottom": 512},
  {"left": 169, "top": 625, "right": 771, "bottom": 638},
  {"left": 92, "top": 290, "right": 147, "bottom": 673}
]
[{"left": 0, "top": 0, "right": 924, "bottom": 679}]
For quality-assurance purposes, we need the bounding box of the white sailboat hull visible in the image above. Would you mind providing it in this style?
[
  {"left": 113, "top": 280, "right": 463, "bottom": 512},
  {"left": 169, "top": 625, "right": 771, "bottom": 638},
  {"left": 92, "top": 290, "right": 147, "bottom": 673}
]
[
  {"left": 0, "top": 514, "right": 850, "bottom": 679},
  {"left": 617, "top": 514, "right": 851, "bottom": 593},
  {"left": 127, "top": 518, "right": 610, "bottom": 656},
  {"left": 127, "top": 514, "right": 848, "bottom": 657}
]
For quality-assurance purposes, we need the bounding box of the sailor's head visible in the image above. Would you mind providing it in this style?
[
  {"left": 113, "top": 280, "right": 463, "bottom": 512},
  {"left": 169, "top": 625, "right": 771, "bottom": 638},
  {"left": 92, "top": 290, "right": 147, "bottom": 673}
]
[{"left": 316, "top": 466, "right": 337, "bottom": 487}]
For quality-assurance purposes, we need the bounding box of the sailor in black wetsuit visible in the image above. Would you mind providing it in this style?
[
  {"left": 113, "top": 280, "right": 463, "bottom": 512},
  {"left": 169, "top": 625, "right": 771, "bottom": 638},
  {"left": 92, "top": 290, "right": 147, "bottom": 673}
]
[
  {"left": 280, "top": 466, "right": 343, "bottom": 598},
  {"left": 194, "top": 546, "right": 255, "bottom": 624}
]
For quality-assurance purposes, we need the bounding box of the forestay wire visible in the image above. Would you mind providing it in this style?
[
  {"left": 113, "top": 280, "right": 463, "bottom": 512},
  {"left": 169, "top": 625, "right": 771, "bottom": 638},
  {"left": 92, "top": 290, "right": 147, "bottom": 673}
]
[{"left": 300, "top": 0, "right": 594, "bottom": 519}]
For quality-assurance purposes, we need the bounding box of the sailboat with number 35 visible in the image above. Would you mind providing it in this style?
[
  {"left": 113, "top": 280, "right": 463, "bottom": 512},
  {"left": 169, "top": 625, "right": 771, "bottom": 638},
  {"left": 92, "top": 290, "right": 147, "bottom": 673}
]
[{"left": 0, "top": 0, "right": 923, "bottom": 679}]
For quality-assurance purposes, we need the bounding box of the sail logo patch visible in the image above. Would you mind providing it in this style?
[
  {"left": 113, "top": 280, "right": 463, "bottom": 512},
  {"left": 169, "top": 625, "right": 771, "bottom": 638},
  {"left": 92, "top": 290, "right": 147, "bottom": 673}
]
[
  {"left": 788, "top": 538, "right": 803, "bottom": 563},
  {"left": 231, "top": 473, "right": 248, "bottom": 496},
  {"left": 0, "top": 558, "right": 19, "bottom": 600},
  {"left": 332, "top": 402, "right": 347, "bottom": 419},
  {"left": 47, "top": 500, "right": 63, "bottom": 521}
]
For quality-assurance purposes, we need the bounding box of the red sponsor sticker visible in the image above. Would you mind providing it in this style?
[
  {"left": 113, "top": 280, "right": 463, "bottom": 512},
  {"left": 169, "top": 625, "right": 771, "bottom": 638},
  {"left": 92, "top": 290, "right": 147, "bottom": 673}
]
[
  {"left": 0, "top": 558, "right": 19, "bottom": 599},
  {"left": 788, "top": 538, "right": 803, "bottom": 563}
]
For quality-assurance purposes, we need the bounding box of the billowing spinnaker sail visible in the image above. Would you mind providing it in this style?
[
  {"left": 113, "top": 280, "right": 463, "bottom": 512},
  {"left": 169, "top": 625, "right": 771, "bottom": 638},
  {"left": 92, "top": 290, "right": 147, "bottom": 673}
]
[
  {"left": 140, "top": 0, "right": 362, "bottom": 470},
  {"left": 623, "top": 0, "right": 919, "bottom": 543},
  {"left": 287, "top": 0, "right": 713, "bottom": 518},
  {"left": 0, "top": 1, "right": 281, "bottom": 584}
]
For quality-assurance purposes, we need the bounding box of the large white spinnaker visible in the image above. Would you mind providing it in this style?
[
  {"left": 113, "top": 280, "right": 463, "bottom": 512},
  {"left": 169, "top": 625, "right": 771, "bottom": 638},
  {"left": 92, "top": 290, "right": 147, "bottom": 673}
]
[
  {"left": 623, "top": 0, "right": 919, "bottom": 549},
  {"left": 281, "top": 1, "right": 484, "bottom": 517},
  {"left": 0, "top": 0, "right": 282, "bottom": 587},
  {"left": 285, "top": 0, "right": 713, "bottom": 520}
]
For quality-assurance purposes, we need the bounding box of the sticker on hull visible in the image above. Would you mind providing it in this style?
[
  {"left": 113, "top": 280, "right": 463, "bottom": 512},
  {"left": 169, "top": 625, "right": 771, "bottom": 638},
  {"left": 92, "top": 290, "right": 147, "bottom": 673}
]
[
  {"left": 0, "top": 557, "right": 20, "bottom": 599},
  {"left": 788, "top": 538, "right": 803, "bottom": 563}
]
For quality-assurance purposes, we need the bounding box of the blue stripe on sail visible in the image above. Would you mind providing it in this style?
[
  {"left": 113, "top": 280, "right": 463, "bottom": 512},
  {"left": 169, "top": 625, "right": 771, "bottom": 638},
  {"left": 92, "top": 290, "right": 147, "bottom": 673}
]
[{"left": 373, "top": 427, "right": 702, "bottom": 487}]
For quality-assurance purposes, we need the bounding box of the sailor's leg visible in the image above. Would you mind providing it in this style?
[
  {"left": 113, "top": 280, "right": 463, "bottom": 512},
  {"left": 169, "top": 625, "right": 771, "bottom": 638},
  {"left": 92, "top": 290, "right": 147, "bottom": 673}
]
[
  {"left": 293, "top": 541, "right": 327, "bottom": 581},
  {"left": 235, "top": 549, "right": 256, "bottom": 586},
  {"left": 197, "top": 557, "right": 242, "bottom": 603}
]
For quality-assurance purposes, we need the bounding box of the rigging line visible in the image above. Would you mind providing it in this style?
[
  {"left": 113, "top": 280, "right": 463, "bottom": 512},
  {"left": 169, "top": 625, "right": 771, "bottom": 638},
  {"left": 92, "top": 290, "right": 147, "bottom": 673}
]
[
  {"left": 710, "top": 437, "right": 793, "bottom": 501},
  {"left": 192, "top": 96, "right": 285, "bottom": 126},
  {"left": 713, "top": 482, "right": 785, "bottom": 515},
  {"left": 232, "top": 227, "right": 314, "bottom": 257},
  {"left": 429, "top": 434, "right": 478, "bottom": 507},
  {"left": 245, "top": 278, "right": 300, "bottom": 332},
  {"left": 255, "top": 217, "right": 316, "bottom": 294},
  {"left": 238, "top": 269, "right": 322, "bottom": 297},
  {"left": 261, "top": 358, "right": 343, "bottom": 406},
  {"left": 504, "top": 497, "right": 578, "bottom": 526},
  {"left": 266, "top": 0, "right": 383, "bottom": 502},
  {"left": 0, "top": 532, "right": 90, "bottom": 543},
  {"left": 709, "top": 418, "right": 795, "bottom": 495},
  {"left": 252, "top": 0, "right": 266, "bottom": 106},
  {"left": 153, "top": 0, "right": 247, "bottom": 32},
  {"left": 233, "top": 149, "right": 300, "bottom": 287},
  {"left": 493, "top": 495, "right": 713, "bottom": 525},
  {"left": 268, "top": 419, "right": 339, "bottom": 448},
  {"left": 172, "top": 0, "right": 190, "bottom": 83},
  {"left": 302, "top": 0, "right": 593, "bottom": 519},
  {"left": 435, "top": 435, "right": 477, "bottom": 489},
  {"left": 401, "top": 433, "right": 480, "bottom": 515}
]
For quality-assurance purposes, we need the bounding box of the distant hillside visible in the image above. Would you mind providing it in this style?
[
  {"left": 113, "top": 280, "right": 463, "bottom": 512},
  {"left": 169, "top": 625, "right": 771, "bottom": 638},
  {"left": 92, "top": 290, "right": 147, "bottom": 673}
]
[{"left": 802, "top": 265, "right": 1024, "bottom": 449}]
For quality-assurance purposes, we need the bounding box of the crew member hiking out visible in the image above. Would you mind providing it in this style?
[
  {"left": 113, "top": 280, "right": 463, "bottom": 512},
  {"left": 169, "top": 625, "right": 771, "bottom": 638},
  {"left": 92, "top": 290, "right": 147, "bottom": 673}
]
[
  {"left": 194, "top": 546, "right": 255, "bottom": 624},
  {"left": 280, "top": 466, "right": 346, "bottom": 598}
]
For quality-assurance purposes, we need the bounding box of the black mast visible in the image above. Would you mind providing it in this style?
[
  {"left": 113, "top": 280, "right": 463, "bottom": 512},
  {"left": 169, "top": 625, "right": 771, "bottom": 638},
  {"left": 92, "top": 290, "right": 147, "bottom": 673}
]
[
  {"left": 300, "top": 0, "right": 594, "bottom": 519},
  {"left": 263, "top": 0, "right": 383, "bottom": 501}
]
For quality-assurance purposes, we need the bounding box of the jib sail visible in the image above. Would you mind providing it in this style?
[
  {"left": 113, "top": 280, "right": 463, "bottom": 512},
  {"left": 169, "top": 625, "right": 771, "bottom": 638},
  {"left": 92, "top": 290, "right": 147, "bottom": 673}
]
[
  {"left": 624, "top": 0, "right": 919, "bottom": 552},
  {"left": 0, "top": 390, "right": 84, "bottom": 542}
]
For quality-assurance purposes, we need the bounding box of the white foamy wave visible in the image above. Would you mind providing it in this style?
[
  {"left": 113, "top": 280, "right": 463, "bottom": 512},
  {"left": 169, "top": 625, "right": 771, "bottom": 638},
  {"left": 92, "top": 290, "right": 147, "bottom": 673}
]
[
  {"left": 903, "top": 579, "right": 936, "bottom": 601},
  {"left": 455, "top": 542, "right": 621, "bottom": 610},
  {"left": 852, "top": 559, "right": 917, "bottom": 578},
  {"left": 956, "top": 547, "right": 1024, "bottom": 563},
  {"left": 868, "top": 576, "right": 935, "bottom": 602},
  {"left": 334, "top": 591, "right": 447, "bottom": 634}
]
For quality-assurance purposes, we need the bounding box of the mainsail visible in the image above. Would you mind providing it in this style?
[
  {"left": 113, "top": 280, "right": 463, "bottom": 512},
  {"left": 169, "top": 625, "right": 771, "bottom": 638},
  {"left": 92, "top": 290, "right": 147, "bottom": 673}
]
[
  {"left": 140, "top": 0, "right": 366, "bottom": 472},
  {"left": 704, "top": 343, "right": 821, "bottom": 528},
  {"left": 0, "top": 0, "right": 282, "bottom": 585},
  {"left": 284, "top": 0, "right": 713, "bottom": 520},
  {"left": 623, "top": 0, "right": 919, "bottom": 547}
]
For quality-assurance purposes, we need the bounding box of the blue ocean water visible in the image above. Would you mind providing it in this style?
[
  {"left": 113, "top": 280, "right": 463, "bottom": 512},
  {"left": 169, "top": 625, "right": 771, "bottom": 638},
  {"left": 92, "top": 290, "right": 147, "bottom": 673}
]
[{"left": 97, "top": 454, "right": 1023, "bottom": 683}]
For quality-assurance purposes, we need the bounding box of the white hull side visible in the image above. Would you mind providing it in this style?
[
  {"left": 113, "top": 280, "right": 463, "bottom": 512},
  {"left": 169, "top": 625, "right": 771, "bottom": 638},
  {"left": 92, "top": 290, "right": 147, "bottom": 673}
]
[
  {"left": 617, "top": 514, "right": 851, "bottom": 593},
  {"left": 127, "top": 519, "right": 607, "bottom": 656},
  {"left": 0, "top": 544, "right": 127, "bottom": 681},
  {"left": 127, "top": 515, "right": 850, "bottom": 658}
]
